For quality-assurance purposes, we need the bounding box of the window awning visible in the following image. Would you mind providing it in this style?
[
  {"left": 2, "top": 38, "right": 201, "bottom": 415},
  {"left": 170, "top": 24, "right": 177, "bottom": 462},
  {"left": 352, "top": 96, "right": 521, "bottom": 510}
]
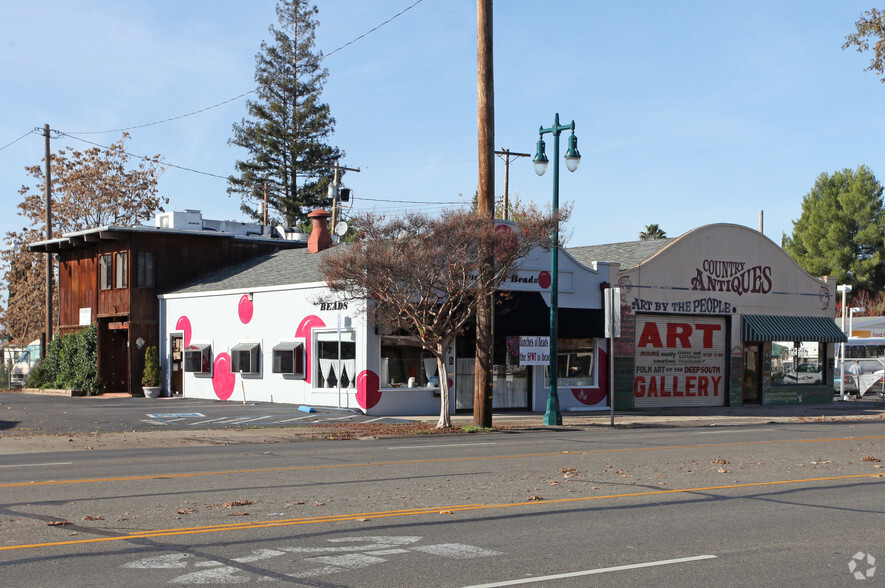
[{"left": 741, "top": 314, "right": 847, "bottom": 343}]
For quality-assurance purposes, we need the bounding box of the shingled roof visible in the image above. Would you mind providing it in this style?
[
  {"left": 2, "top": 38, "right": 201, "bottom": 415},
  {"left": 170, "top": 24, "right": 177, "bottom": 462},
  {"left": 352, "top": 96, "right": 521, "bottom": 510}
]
[
  {"left": 567, "top": 238, "right": 673, "bottom": 270},
  {"left": 164, "top": 246, "right": 339, "bottom": 295}
]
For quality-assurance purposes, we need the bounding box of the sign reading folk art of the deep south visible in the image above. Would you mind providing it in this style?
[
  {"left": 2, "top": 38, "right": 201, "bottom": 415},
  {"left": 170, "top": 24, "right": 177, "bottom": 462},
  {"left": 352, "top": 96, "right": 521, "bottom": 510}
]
[{"left": 633, "top": 315, "right": 726, "bottom": 403}]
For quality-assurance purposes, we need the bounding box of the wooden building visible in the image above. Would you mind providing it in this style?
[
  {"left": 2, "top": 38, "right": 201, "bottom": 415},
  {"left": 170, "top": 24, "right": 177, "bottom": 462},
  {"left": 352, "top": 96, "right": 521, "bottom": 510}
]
[{"left": 30, "top": 211, "right": 306, "bottom": 395}]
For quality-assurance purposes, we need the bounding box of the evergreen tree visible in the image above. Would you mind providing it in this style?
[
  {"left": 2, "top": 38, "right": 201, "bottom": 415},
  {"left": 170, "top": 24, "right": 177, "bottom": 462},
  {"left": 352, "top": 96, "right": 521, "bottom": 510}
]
[
  {"left": 228, "top": 0, "right": 342, "bottom": 229},
  {"left": 782, "top": 165, "right": 885, "bottom": 293}
]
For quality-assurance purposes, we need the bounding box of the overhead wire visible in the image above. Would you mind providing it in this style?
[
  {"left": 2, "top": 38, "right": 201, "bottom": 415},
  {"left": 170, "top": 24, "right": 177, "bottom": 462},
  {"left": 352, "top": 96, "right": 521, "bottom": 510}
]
[
  {"left": 62, "top": 0, "right": 425, "bottom": 136},
  {"left": 0, "top": 131, "right": 38, "bottom": 153}
]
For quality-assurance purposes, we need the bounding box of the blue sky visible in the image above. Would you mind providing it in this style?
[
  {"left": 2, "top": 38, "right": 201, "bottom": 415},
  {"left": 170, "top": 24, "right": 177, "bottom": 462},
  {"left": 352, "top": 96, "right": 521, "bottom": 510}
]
[{"left": 2, "top": 0, "right": 884, "bottom": 249}]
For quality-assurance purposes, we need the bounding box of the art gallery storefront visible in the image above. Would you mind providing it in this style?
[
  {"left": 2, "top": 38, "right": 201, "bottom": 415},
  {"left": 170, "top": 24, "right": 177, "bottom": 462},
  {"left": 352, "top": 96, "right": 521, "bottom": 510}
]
[{"left": 609, "top": 224, "right": 846, "bottom": 409}]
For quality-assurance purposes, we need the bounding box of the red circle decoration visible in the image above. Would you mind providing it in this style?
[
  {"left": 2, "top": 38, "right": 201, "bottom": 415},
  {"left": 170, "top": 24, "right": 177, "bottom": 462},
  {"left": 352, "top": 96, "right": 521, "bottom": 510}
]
[
  {"left": 238, "top": 295, "right": 254, "bottom": 324},
  {"left": 356, "top": 370, "right": 381, "bottom": 410},
  {"left": 295, "top": 315, "right": 326, "bottom": 384},
  {"left": 175, "top": 316, "right": 192, "bottom": 348},
  {"left": 571, "top": 388, "right": 607, "bottom": 406},
  {"left": 538, "top": 271, "right": 551, "bottom": 289},
  {"left": 212, "top": 353, "right": 236, "bottom": 401}
]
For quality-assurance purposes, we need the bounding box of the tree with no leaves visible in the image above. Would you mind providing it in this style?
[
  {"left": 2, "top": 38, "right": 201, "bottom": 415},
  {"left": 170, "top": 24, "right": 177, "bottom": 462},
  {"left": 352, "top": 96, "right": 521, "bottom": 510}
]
[
  {"left": 844, "top": 8, "right": 885, "bottom": 82},
  {"left": 319, "top": 209, "right": 562, "bottom": 428},
  {"left": 639, "top": 223, "right": 667, "bottom": 240},
  {"left": 1, "top": 133, "right": 165, "bottom": 343}
]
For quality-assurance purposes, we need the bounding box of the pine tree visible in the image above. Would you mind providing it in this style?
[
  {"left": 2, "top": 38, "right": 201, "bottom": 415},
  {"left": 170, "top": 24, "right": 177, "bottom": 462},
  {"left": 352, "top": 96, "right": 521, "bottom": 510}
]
[
  {"left": 782, "top": 165, "right": 885, "bottom": 293},
  {"left": 228, "top": 0, "right": 342, "bottom": 229}
]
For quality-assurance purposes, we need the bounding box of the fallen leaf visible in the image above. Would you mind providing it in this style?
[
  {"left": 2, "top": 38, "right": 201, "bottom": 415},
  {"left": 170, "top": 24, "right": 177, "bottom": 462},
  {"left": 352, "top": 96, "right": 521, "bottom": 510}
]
[
  {"left": 227, "top": 512, "right": 249, "bottom": 516},
  {"left": 527, "top": 495, "right": 544, "bottom": 501},
  {"left": 314, "top": 501, "right": 326, "bottom": 506},
  {"left": 177, "top": 508, "right": 194, "bottom": 515},
  {"left": 718, "top": 468, "right": 730, "bottom": 473},
  {"left": 439, "top": 511, "right": 452, "bottom": 515},
  {"left": 82, "top": 515, "right": 103, "bottom": 521},
  {"left": 861, "top": 456, "right": 881, "bottom": 462},
  {"left": 47, "top": 521, "right": 71, "bottom": 526},
  {"left": 713, "top": 458, "right": 729, "bottom": 465}
]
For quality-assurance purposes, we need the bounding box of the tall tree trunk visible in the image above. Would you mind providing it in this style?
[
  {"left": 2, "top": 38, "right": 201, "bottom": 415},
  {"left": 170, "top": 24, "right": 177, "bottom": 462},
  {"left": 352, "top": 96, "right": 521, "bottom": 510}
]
[{"left": 436, "top": 344, "right": 452, "bottom": 428}]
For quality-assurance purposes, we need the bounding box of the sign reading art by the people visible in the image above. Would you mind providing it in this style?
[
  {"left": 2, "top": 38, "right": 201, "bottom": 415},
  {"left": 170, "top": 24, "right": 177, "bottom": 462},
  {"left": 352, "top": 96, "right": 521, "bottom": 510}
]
[{"left": 633, "top": 314, "right": 727, "bottom": 407}]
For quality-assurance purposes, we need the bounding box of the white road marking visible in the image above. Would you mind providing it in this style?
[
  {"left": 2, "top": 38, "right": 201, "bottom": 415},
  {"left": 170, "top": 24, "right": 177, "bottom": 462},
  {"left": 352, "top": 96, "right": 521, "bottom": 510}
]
[
  {"left": 225, "top": 416, "right": 273, "bottom": 424},
  {"left": 187, "top": 417, "right": 232, "bottom": 426},
  {"left": 275, "top": 416, "right": 317, "bottom": 423},
  {"left": 389, "top": 442, "right": 498, "bottom": 449},
  {"left": 305, "top": 553, "right": 386, "bottom": 569},
  {"left": 461, "top": 555, "right": 718, "bottom": 587},
  {"left": 124, "top": 553, "right": 192, "bottom": 569},
  {"left": 0, "top": 462, "right": 71, "bottom": 468},
  {"left": 413, "top": 543, "right": 504, "bottom": 558}
]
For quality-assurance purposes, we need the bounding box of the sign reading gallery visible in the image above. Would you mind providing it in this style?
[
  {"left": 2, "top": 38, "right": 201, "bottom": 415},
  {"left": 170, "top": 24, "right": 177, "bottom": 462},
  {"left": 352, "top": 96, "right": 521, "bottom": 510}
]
[{"left": 633, "top": 314, "right": 727, "bottom": 407}]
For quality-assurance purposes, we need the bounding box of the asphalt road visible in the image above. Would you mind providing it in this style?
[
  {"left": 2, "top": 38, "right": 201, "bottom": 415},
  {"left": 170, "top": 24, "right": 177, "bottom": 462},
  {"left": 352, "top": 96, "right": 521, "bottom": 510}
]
[
  {"left": 1, "top": 420, "right": 883, "bottom": 586},
  {"left": 0, "top": 393, "right": 410, "bottom": 436}
]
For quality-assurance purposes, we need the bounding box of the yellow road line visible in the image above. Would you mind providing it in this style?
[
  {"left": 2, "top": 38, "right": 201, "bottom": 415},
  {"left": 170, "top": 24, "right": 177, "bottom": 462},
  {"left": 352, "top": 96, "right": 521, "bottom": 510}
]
[
  {"left": 2, "top": 434, "right": 884, "bottom": 489},
  {"left": 1, "top": 473, "right": 881, "bottom": 552}
]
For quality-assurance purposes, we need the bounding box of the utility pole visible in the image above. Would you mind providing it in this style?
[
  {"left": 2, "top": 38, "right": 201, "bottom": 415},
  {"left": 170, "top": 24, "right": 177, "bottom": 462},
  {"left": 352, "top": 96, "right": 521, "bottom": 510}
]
[
  {"left": 474, "top": 0, "right": 495, "bottom": 428},
  {"left": 43, "top": 123, "right": 53, "bottom": 351},
  {"left": 494, "top": 149, "right": 530, "bottom": 220},
  {"left": 329, "top": 160, "right": 360, "bottom": 232}
]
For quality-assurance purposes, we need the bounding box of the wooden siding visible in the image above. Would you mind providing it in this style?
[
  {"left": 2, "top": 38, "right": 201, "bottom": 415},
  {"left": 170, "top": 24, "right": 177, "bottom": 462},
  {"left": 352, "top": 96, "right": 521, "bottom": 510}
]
[{"left": 54, "top": 230, "right": 292, "bottom": 395}]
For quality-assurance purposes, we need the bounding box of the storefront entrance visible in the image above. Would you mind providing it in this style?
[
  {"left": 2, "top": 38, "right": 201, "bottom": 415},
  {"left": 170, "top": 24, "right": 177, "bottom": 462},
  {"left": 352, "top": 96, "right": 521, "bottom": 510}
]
[{"left": 742, "top": 343, "right": 762, "bottom": 403}]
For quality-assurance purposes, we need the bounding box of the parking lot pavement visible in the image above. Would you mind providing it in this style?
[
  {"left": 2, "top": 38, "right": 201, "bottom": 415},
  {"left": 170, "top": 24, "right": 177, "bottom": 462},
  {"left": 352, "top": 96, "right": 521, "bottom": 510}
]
[{"left": 0, "top": 391, "right": 411, "bottom": 438}]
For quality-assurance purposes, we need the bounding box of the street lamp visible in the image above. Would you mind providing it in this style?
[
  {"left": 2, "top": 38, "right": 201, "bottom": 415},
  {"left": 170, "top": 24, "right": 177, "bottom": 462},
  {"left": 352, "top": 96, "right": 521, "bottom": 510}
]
[
  {"left": 837, "top": 284, "right": 852, "bottom": 401},
  {"left": 533, "top": 113, "right": 581, "bottom": 426}
]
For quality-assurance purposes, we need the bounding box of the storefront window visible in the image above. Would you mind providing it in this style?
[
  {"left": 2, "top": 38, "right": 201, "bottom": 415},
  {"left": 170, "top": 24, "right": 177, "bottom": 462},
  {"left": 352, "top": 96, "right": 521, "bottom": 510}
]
[
  {"left": 380, "top": 337, "right": 439, "bottom": 388},
  {"left": 771, "top": 341, "right": 824, "bottom": 385},
  {"left": 546, "top": 338, "right": 596, "bottom": 387},
  {"left": 315, "top": 331, "right": 355, "bottom": 389}
]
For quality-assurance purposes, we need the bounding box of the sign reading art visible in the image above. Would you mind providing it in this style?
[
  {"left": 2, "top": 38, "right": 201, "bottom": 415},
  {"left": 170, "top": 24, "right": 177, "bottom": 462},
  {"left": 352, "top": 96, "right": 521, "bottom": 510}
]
[{"left": 633, "top": 314, "right": 726, "bottom": 407}]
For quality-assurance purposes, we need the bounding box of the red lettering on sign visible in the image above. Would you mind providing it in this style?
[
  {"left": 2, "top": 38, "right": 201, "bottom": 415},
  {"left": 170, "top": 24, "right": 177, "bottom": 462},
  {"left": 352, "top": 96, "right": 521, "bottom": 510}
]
[
  {"left": 694, "top": 323, "right": 721, "bottom": 348},
  {"left": 637, "top": 322, "right": 663, "bottom": 348},
  {"left": 666, "top": 323, "right": 692, "bottom": 349},
  {"left": 633, "top": 376, "right": 646, "bottom": 397}
]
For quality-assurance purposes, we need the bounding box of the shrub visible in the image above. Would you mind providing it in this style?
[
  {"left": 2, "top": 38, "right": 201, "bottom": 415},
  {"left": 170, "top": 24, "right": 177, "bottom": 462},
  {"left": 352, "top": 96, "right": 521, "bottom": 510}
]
[
  {"left": 142, "top": 346, "right": 160, "bottom": 387},
  {"left": 28, "top": 324, "right": 101, "bottom": 395}
]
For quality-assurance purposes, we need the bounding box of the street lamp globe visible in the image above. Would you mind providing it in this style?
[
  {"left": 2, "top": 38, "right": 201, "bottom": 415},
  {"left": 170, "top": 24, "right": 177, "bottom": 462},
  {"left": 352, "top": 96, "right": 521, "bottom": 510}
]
[
  {"left": 564, "top": 133, "right": 581, "bottom": 172},
  {"left": 533, "top": 137, "right": 549, "bottom": 176}
]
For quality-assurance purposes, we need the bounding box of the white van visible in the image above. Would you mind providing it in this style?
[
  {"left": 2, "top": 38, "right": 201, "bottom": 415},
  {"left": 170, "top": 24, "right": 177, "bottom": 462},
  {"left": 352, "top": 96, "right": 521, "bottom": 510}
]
[{"left": 10, "top": 340, "right": 41, "bottom": 388}]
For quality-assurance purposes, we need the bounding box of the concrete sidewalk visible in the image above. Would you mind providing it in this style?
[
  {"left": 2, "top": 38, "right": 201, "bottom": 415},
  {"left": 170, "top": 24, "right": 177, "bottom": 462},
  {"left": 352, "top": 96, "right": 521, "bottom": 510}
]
[{"left": 408, "top": 397, "right": 885, "bottom": 428}]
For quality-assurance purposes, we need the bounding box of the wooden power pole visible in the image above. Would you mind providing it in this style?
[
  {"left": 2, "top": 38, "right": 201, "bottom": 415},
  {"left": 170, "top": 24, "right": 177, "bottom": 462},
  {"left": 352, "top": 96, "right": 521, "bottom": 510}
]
[
  {"left": 474, "top": 0, "right": 495, "bottom": 427},
  {"left": 494, "top": 149, "right": 530, "bottom": 220},
  {"left": 43, "top": 123, "right": 53, "bottom": 347}
]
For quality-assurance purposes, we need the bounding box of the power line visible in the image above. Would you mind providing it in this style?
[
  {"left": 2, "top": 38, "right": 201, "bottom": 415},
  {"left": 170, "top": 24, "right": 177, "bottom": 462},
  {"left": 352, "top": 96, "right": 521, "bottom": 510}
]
[
  {"left": 323, "top": 0, "right": 424, "bottom": 59},
  {"left": 0, "top": 130, "right": 37, "bottom": 153},
  {"left": 57, "top": 133, "right": 229, "bottom": 179},
  {"left": 63, "top": 1, "right": 425, "bottom": 136},
  {"left": 65, "top": 91, "right": 255, "bottom": 135}
]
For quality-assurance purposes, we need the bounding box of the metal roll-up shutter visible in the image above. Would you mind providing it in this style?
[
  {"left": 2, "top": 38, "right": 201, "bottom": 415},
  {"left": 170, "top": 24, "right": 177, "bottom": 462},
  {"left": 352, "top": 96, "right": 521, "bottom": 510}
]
[{"left": 633, "top": 314, "right": 727, "bottom": 407}]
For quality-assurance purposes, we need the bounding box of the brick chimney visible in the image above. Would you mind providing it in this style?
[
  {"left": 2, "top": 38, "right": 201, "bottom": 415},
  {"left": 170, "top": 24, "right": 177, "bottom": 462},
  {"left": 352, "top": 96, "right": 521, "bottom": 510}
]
[{"left": 307, "top": 209, "right": 333, "bottom": 253}]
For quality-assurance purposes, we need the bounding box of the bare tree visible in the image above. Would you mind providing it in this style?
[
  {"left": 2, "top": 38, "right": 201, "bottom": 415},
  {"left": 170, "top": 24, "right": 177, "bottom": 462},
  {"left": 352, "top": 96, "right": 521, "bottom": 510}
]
[
  {"left": 319, "top": 209, "right": 562, "bottom": 428},
  {"left": 1, "top": 133, "right": 165, "bottom": 343}
]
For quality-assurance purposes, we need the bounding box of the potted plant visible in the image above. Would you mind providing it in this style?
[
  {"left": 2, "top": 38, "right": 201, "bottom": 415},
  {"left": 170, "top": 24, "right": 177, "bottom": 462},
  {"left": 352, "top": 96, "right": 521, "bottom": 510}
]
[{"left": 142, "top": 345, "right": 162, "bottom": 398}]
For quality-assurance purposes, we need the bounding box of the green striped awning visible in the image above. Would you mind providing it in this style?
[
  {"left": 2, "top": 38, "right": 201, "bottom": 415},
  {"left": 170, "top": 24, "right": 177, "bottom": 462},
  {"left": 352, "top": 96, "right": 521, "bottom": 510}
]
[{"left": 741, "top": 314, "right": 847, "bottom": 343}]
